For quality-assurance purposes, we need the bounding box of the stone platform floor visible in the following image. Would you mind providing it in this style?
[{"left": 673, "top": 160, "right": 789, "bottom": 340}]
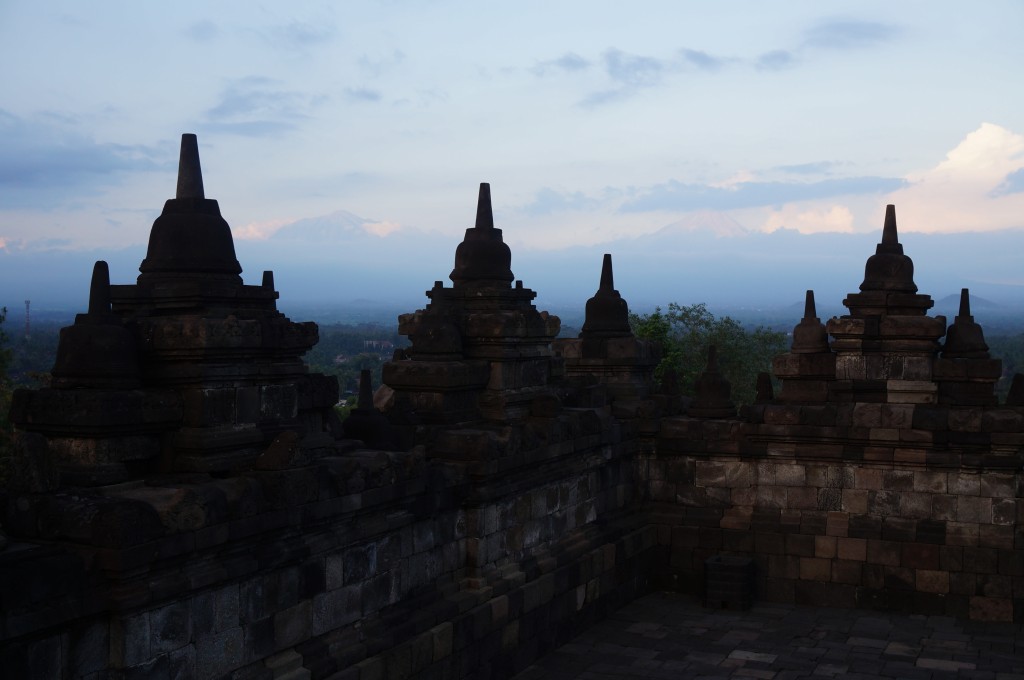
[{"left": 512, "top": 592, "right": 1024, "bottom": 679}]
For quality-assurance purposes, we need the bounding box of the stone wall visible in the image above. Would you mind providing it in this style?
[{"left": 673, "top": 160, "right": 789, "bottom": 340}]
[
  {"left": 1, "top": 411, "right": 656, "bottom": 679},
  {"left": 646, "top": 414, "right": 1023, "bottom": 623}
]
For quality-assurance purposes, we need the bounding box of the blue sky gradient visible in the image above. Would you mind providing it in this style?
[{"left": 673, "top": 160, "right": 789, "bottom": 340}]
[{"left": 1, "top": 1, "right": 1022, "bottom": 260}]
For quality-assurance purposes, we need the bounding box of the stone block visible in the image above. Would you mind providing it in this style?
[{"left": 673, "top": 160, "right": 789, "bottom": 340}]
[
  {"left": 867, "top": 490, "right": 900, "bottom": 517},
  {"left": 992, "top": 498, "right": 1016, "bottom": 526},
  {"left": 881, "top": 517, "right": 916, "bottom": 542},
  {"left": 786, "top": 487, "right": 818, "bottom": 510},
  {"left": 69, "top": 619, "right": 110, "bottom": 678},
  {"left": 832, "top": 560, "right": 862, "bottom": 584},
  {"left": 948, "top": 473, "right": 980, "bottom": 496},
  {"left": 854, "top": 468, "right": 882, "bottom": 490},
  {"left": 901, "top": 543, "right": 939, "bottom": 569},
  {"left": 196, "top": 627, "right": 244, "bottom": 680},
  {"left": 344, "top": 543, "right": 378, "bottom": 584},
  {"left": 694, "top": 461, "right": 752, "bottom": 488},
  {"left": 837, "top": 537, "right": 866, "bottom": 561},
  {"left": 899, "top": 492, "right": 932, "bottom": 520},
  {"left": 169, "top": 644, "right": 195, "bottom": 680},
  {"left": 957, "top": 497, "right": 991, "bottom": 524},
  {"left": 313, "top": 586, "right": 361, "bottom": 636},
  {"left": 799, "top": 557, "right": 830, "bottom": 581},
  {"left": 115, "top": 612, "right": 151, "bottom": 667},
  {"left": 786, "top": 534, "right": 814, "bottom": 556},
  {"left": 151, "top": 600, "right": 193, "bottom": 654},
  {"left": 273, "top": 601, "right": 311, "bottom": 651},
  {"left": 969, "top": 596, "right": 1013, "bottom": 621},
  {"left": 825, "top": 512, "right": 849, "bottom": 537},
  {"left": 841, "top": 489, "right": 868, "bottom": 514},
  {"left": 866, "top": 540, "right": 900, "bottom": 567},
  {"left": 979, "top": 525, "right": 1014, "bottom": 550},
  {"left": 814, "top": 536, "right": 836, "bottom": 558},
  {"left": 979, "top": 473, "right": 1015, "bottom": 498}
]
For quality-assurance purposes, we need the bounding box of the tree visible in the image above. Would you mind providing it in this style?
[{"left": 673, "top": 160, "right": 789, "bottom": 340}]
[
  {"left": 0, "top": 307, "right": 13, "bottom": 481},
  {"left": 630, "top": 302, "right": 787, "bottom": 406}
]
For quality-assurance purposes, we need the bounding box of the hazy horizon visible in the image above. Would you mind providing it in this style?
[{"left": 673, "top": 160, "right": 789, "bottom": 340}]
[{"left": 2, "top": 2, "right": 1023, "bottom": 321}]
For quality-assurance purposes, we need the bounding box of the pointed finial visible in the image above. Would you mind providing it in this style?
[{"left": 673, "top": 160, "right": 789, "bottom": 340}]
[
  {"left": 706, "top": 344, "right": 719, "bottom": 370},
  {"left": 958, "top": 288, "right": 971, "bottom": 318},
  {"left": 1006, "top": 373, "right": 1024, "bottom": 407},
  {"left": 262, "top": 270, "right": 275, "bottom": 290},
  {"left": 600, "top": 253, "right": 614, "bottom": 290},
  {"left": 755, "top": 371, "right": 774, "bottom": 403},
  {"left": 358, "top": 369, "right": 374, "bottom": 409},
  {"left": 803, "top": 290, "right": 817, "bottom": 319},
  {"left": 176, "top": 133, "right": 205, "bottom": 199},
  {"left": 881, "top": 204, "right": 898, "bottom": 245},
  {"left": 475, "top": 182, "right": 493, "bottom": 229},
  {"left": 88, "top": 260, "right": 112, "bottom": 316}
]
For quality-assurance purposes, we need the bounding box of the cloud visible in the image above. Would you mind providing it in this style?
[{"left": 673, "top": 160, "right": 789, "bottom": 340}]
[
  {"left": 886, "top": 123, "right": 1024, "bottom": 232},
  {"left": 204, "top": 77, "right": 322, "bottom": 136},
  {"left": 774, "top": 161, "right": 840, "bottom": 176},
  {"left": 520, "top": 188, "right": 601, "bottom": 216},
  {"left": 577, "top": 48, "right": 668, "bottom": 107},
  {"left": 361, "top": 220, "right": 401, "bottom": 237},
  {"left": 620, "top": 176, "right": 906, "bottom": 212},
  {"left": 762, "top": 205, "right": 856, "bottom": 234},
  {"left": 756, "top": 50, "right": 796, "bottom": 71},
  {"left": 184, "top": 20, "right": 218, "bottom": 42},
  {"left": 266, "top": 21, "right": 336, "bottom": 51},
  {"left": 0, "top": 110, "right": 162, "bottom": 208},
  {"left": 803, "top": 19, "right": 898, "bottom": 50},
  {"left": 344, "top": 87, "right": 383, "bottom": 103},
  {"left": 358, "top": 50, "right": 406, "bottom": 78},
  {"left": 532, "top": 52, "right": 591, "bottom": 76},
  {"left": 991, "top": 168, "right": 1024, "bottom": 197},
  {"left": 679, "top": 48, "right": 725, "bottom": 72},
  {"left": 234, "top": 218, "right": 294, "bottom": 240},
  {"left": 603, "top": 48, "right": 665, "bottom": 87}
]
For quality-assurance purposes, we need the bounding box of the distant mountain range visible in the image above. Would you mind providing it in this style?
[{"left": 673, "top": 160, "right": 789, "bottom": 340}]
[{"left": 4, "top": 210, "right": 1024, "bottom": 330}]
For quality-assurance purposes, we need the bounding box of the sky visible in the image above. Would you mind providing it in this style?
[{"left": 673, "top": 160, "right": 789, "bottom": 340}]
[{"left": 1, "top": 1, "right": 1024, "bottom": 261}]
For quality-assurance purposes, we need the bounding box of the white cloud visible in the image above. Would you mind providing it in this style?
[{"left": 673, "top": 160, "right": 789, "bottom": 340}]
[
  {"left": 886, "top": 123, "right": 1024, "bottom": 232},
  {"left": 234, "top": 218, "right": 293, "bottom": 240},
  {"left": 361, "top": 220, "right": 401, "bottom": 237},
  {"left": 761, "top": 204, "right": 855, "bottom": 234}
]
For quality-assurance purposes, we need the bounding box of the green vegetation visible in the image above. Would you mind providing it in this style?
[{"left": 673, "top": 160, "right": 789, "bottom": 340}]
[
  {"left": 986, "top": 334, "right": 1024, "bottom": 400},
  {"left": 303, "top": 323, "right": 409, "bottom": 400},
  {"left": 630, "top": 302, "right": 788, "bottom": 407},
  {"left": 0, "top": 308, "right": 13, "bottom": 480}
]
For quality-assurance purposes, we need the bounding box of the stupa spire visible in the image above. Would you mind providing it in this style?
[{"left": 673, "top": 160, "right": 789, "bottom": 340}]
[
  {"left": 137, "top": 133, "right": 242, "bottom": 279},
  {"left": 449, "top": 182, "right": 514, "bottom": 287},
  {"left": 358, "top": 369, "right": 374, "bottom": 408},
  {"left": 689, "top": 344, "right": 736, "bottom": 418},
  {"left": 87, "top": 261, "right": 112, "bottom": 317},
  {"left": 858, "top": 203, "right": 917, "bottom": 293},
  {"left": 791, "top": 289, "right": 830, "bottom": 353},
  {"left": 804, "top": 289, "right": 816, "bottom": 319},
  {"left": 942, "top": 287, "right": 989, "bottom": 359},
  {"left": 580, "top": 254, "right": 631, "bottom": 338},
  {"left": 881, "top": 204, "right": 898, "bottom": 245},
  {"left": 176, "top": 133, "right": 205, "bottom": 200},
  {"left": 475, "top": 183, "right": 494, "bottom": 229},
  {"left": 599, "top": 253, "right": 614, "bottom": 290}
]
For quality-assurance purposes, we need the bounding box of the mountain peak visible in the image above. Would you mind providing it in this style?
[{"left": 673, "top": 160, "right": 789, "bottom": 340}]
[{"left": 655, "top": 210, "right": 750, "bottom": 238}]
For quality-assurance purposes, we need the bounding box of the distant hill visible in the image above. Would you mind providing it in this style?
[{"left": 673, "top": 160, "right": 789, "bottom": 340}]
[{"left": 4, "top": 211, "right": 1024, "bottom": 332}]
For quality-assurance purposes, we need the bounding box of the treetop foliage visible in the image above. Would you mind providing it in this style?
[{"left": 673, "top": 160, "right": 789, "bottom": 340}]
[{"left": 630, "top": 302, "right": 788, "bottom": 407}]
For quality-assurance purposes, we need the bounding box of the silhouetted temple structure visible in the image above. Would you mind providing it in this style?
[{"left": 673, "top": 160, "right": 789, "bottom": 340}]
[{"left": 1, "top": 136, "right": 1021, "bottom": 679}]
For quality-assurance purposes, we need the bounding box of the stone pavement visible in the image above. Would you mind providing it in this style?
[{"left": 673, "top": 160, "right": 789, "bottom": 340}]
[{"left": 512, "top": 591, "right": 1024, "bottom": 679}]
